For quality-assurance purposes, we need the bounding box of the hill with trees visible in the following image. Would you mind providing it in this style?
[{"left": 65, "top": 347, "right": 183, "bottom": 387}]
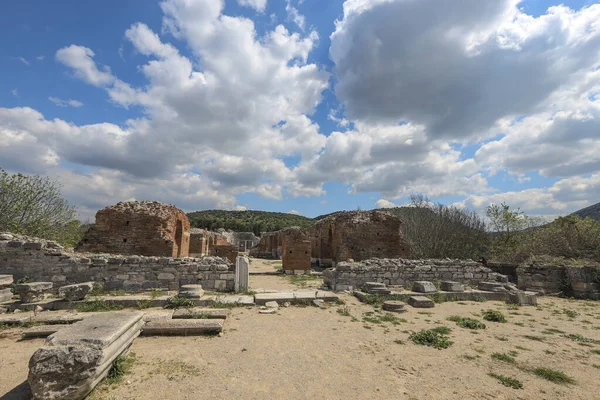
[
  {"left": 186, "top": 210, "right": 313, "bottom": 235},
  {"left": 570, "top": 201, "right": 600, "bottom": 222}
]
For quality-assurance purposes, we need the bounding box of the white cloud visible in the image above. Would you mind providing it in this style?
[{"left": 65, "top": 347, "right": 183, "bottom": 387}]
[
  {"left": 36, "top": 55, "right": 45, "bottom": 61},
  {"left": 16, "top": 57, "right": 29, "bottom": 66},
  {"left": 56, "top": 45, "right": 115, "bottom": 87},
  {"left": 48, "top": 97, "right": 84, "bottom": 108},
  {"left": 11, "top": 89, "right": 18, "bottom": 97},
  {"left": 285, "top": 0, "right": 305, "bottom": 30},
  {"left": 237, "top": 0, "right": 267, "bottom": 12},
  {"left": 375, "top": 199, "right": 397, "bottom": 209},
  {"left": 288, "top": 209, "right": 300, "bottom": 215},
  {"left": 235, "top": 205, "right": 248, "bottom": 211}
]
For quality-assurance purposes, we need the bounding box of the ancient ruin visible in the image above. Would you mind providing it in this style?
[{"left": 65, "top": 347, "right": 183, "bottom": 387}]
[
  {"left": 281, "top": 227, "right": 312, "bottom": 272},
  {"left": 77, "top": 201, "right": 191, "bottom": 257}
]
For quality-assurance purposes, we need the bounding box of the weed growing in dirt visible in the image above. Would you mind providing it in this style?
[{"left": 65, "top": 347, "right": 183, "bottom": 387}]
[
  {"left": 561, "top": 333, "right": 598, "bottom": 343},
  {"left": 136, "top": 300, "right": 152, "bottom": 310},
  {"left": 149, "top": 289, "right": 167, "bottom": 299},
  {"left": 532, "top": 367, "right": 575, "bottom": 385},
  {"left": 482, "top": 310, "right": 507, "bottom": 323},
  {"left": 541, "top": 328, "right": 565, "bottom": 335},
  {"left": 430, "top": 326, "right": 452, "bottom": 335},
  {"left": 394, "top": 339, "right": 405, "bottom": 345},
  {"left": 337, "top": 306, "right": 351, "bottom": 317},
  {"left": 592, "top": 349, "right": 600, "bottom": 355},
  {"left": 409, "top": 329, "right": 453, "bottom": 349},
  {"left": 76, "top": 300, "right": 123, "bottom": 312},
  {"left": 563, "top": 309, "right": 579, "bottom": 318},
  {"left": 488, "top": 373, "right": 523, "bottom": 389},
  {"left": 107, "top": 352, "right": 136, "bottom": 384},
  {"left": 523, "top": 335, "right": 545, "bottom": 342},
  {"left": 496, "top": 336, "right": 508, "bottom": 341},
  {"left": 473, "top": 294, "right": 487, "bottom": 303},
  {"left": 491, "top": 352, "right": 516, "bottom": 363},
  {"left": 447, "top": 316, "right": 486, "bottom": 330},
  {"left": 164, "top": 295, "right": 194, "bottom": 309}
]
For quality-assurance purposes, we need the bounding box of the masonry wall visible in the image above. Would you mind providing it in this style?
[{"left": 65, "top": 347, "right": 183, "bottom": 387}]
[
  {"left": 189, "top": 229, "right": 207, "bottom": 257},
  {"left": 249, "top": 231, "right": 281, "bottom": 258},
  {"left": 0, "top": 234, "right": 234, "bottom": 292},
  {"left": 517, "top": 261, "right": 600, "bottom": 299},
  {"left": 323, "top": 258, "right": 495, "bottom": 290},
  {"left": 281, "top": 228, "right": 311, "bottom": 271}
]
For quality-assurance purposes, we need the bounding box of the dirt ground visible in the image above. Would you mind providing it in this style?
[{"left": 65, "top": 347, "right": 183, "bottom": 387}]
[{"left": 1, "top": 273, "right": 600, "bottom": 399}]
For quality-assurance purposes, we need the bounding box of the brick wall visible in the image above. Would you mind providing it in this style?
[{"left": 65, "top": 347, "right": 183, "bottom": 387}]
[
  {"left": 0, "top": 234, "right": 234, "bottom": 292},
  {"left": 323, "top": 258, "right": 494, "bottom": 290},
  {"left": 281, "top": 228, "right": 311, "bottom": 271}
]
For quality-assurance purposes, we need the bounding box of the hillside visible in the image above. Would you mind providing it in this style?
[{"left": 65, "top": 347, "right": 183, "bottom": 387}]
[
  {"left": 570, "top": 201, "right": 600, "bottom": 222},
  {"left": 186, "top": 210, "right": 313, "bottom": 235}
]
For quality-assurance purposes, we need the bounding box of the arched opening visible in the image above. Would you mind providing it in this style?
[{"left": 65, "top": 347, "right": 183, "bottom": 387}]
[{"left": 175, "top": 220, "right": 183, "bottom": 257}]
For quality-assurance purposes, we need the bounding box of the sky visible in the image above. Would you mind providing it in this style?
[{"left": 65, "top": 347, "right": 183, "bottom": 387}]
[{"left": 1, "top": 0, "right": 599, "bottom": 220}]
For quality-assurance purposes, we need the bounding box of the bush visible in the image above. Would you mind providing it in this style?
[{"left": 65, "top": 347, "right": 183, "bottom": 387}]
[
  {"left": 164, "top": 295, "right": 194, "bottom": 309},
  {"left": 482, "top": 310, "right": 507, "bottom": 323},
  {"left": 409, "top": 329, "right": 453, "bottom": 349},
  {"left": 75, "top": 300, "right": 123, "bottom": 312},
  {"left": 447, "top": 315, "right": 486, "bottom": 329},
  {"left": 532, "top": 367, "right": 575, "bottom": 384},
  {"left": 488, "top": 373, "right": 523, "bottom": 389}
]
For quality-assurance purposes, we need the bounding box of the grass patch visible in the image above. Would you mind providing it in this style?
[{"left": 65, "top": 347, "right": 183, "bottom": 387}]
[
  {"left": 563, "top": 309, "right": 579, "bottom": 318},
  {"left": 409, "top": 329, "right": 453, "bottom": 349},
  {"left": 136, "top": 300, "right": 152, "bottom": 310},
  {"left": 488, "top": 373, "right": 523, "bottom": 389},
  {"left": 447, "top": 315, "right": 486, "bottom": 330},
  {"left": 522, "top": 335, "right": 545, "bottom": 342},
  {"left": 545, "top": 350, "right": 556, "bottom": 355},
  {"left": 75, "top": 300, "right": 123, "bottom": 313},
  {"left": 362, "top": 313, "right": 403, "bottom": 325},
  {"left": 473, "top": 294, "right": 487, "bottom": 303},
  {"left": 515, "top": 345, "right": 531, "bottom": 351},
  {"left": 164, "top": 295, "right": 194, "bottom": 309},
  {"left": 532, "top": 367, "right": 575, "bottom": 385},
  {"left": 496, "top": 336, "right": 508, "bottom": 341},
  {"left": 591, "top": 349, "right": 600, "bottom": 355},
  {"left": 288, "top": 274, "right": 322, "bottom": 287},
  {"left": 541, "top": 328, "right": 565, "bottom": 335},
  {"left": 337, "top": 306, "right": 351, "bottom": 317},
  {"left": 491, "top": 352, "right": 516, "bottom": 363},
  {"left": 394, "top": 339, "right": 405, "bottom": 345},
  {"left": 150, "top": 359, "right": 201, "bottom": 381},
  {"left": 482, "top": 310, "right": 507, "bottom": 323},
  {"left": 149, "top": 289, "right": 167, "bottom": 299},
  {"left": 430, "top": 326, "right": 452, "bottom": 335},
  {"left": 106, "top": 353, "right": 136, "bottom": 385},
  {"left": 427, "top": 292, "right": 447, "bottom": 304},
  {"left": 561, "top": 333, "right": 598, "bottom": 343}
]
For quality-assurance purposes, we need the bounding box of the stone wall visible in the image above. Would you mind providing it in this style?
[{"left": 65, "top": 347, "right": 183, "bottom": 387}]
[
  {"left": 250, "top": 231, "right": 281, "bottom": 258},
  {"left": 189, "top": 228, "right": 208, "bottom": 257},
  {"left": 0, "top": 233, "right": 234, "bottom": 292},
  {"left": 76, "top": 201, "right": 191, "bottom": 257},
  {"left": 517, "top": 261, "right": 600, "bottom": 299},
  {"left": 323, "top": 258, "right": 494, "bottom": 290},
  {"left": 281, "top": 228, "right": 311, "bottom": 271},
  {"left": 486, "top": 261, "right": 519, "bottom": 283}
]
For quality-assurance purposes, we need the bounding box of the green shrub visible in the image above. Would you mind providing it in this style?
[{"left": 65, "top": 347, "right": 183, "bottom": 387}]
[
  {"left": 488, "top": 373, "right": 523, "bottom": 389},
  {"left": 491, "top": 352, "right": 516, "bottom": 363},
  {"left": 164, "top": 295, "right": 194, "bottom": 309},
  {"left": 430, "top": 326, "right": 452, "bottom": 335},
  {"left": 107, "top": 353, "right": 136, "bottom": 384},
  {"left": 482, "top": 310, "right": 507, "bottom": 323},
  {"left": 447, "top": 315, "right": 486, "bottom": 330},
  {"left": 409, "top": 329, "right": 453, "bottom": 349},
  {"left": 75, "top": 300, "right": 123, "bottom": 312},
  {"left": 532, "top": 367, "right": 575, "bottom": 384}
]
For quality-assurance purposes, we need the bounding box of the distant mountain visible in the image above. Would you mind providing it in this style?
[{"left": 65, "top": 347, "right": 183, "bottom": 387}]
[
  {"left": 186, "top": 210, "right": 313, "bottom": 235},
  {"left": 570, "top": 201, "right": 600, "bottom": 222}
]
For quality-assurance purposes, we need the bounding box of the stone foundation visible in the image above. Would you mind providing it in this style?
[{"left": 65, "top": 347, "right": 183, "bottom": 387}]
[
  {"left": 323, "top": 258, "right": 494, "bottom": 290},
  {"left": 0, "top": 234, "right": 235, "bottom": 292},
  {"left": 517, "top": 261, "right": 600, "bottom": 299}
]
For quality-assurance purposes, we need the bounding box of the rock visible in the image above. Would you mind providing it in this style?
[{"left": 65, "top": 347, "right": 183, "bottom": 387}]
[
  {"left": 407, "top": 296, "right": 435, "bottom": 308},
  {"left": 22, "top": 324, "right": 68, "bottom": 339},
  {"left": 58, "top": 282, "right": 95, "bottom": 302},
  {"left": 15, "top": 282, "right": 53, "bottom": 303},
  {"left": 477, "top": 282, "right": 506, "bottom": 292},
  {"left": 0, "top": 233, "right": 14, "bottom": 241},
  {"left": 363, "top": 282, "right": 386, "bottom": 291},
  {"left": 142, "top": 319, "right": 223, "bottom": 335},
  {"left": 172, "top": 308, "right": 229, "bottom": 319},
  {"left": 440, "top": 281, "right": 464, "bottom": 292},
  {"left": 259, "top": 308, "right": 277, "bottom": 314},
  {"left": 283, "top": 302, "right": 291, "bottom": 307},
  {"left": 32, "top": 312, "right": 88, "bottom": 325},
  {"left": 178, "top": 284, "right": 204, "bottom": 299},
  {"left": 265, "top": 301, "right": 279, "bottom": 310},
  {"left": 0, "top": 288, "right": 13, "bottom": 303},
  {"left": 312, "top": 299, "right": 325, "bottom": 308},
  {"left": 502, "top": 283, "right": 520, "bottom": 293},
  {"left": 28, "top": 312, "right": 144, "bottom": 400},
  {"left": 412, "top": 281, "right": 437, "bottom": 293},
  {"left": 506, "top": 291, "right": 537, "bottom": 306},
  {"left": 382, "top": 300, "right": 406, "bottom": 312},
  {"left": 0, "top": 274, "right": 14, "bottom": 288}
]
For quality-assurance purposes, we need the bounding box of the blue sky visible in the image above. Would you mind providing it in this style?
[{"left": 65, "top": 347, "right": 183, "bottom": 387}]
[{"left": 1, "top": 0, "right": 599, "bottom": 220}]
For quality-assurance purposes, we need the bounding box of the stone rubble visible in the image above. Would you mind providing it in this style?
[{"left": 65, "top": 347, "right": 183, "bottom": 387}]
[
  {"left": 15, "top": 282, "right": 53, "bottom": 303},
  {"left": 58, "top": 282, "right": 94, "bottom": 302},
  {"left": 412, "top": 281, "right": 437, "bottom": 293}
]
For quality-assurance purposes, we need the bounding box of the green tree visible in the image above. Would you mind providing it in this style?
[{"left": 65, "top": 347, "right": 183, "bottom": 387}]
[
  {"left": 0, "top": 168, "right": 80, "bottom": 246},
  {"left": 486, "top": 202, "right": 529, "bottom": 246}
]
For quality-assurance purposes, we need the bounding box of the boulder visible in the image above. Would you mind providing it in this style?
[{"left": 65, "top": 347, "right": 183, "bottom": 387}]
[
  {"left": 382, "top": 300, "right": 406, "bottom": 312},
  {"left": 0, "top": 274, "right": 14, "bottom": 288},
  {"left": 178, "top": 284, "right": 204, "bottom": 299},
  {"left": 440, "top": 281, "right": 464, "bottom": 292},
  {"left": 58, "top": 282, "right": 95, "bottom": 302},
  {"left": 15, "top": 282, "right": 53, "bottom": 303},
  {"left": 412, "top": 281, "right": 437, "bottom": 293},
  {"left": 407, "top": 296, "right": 434, "bottom": 308},
  {"left": 28, "top": 311, "right": 144, "bottom": 400},
  {"left": 0, "top": 288, "right": 13, "bottom": 303}
]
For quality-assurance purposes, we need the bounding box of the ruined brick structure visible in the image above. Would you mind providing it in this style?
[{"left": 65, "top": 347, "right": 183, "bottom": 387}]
[
  {"left": 189, "top": 228, "right": 209, "bottom": 257},
  {"left": 311, "top": 211, "right": 410, "bottom": 267},
  {"left": 250, "top": 211, "right": 411, "bottom": 268},
  {"left": 281, "top": 227, "right": 311, "bottom": 271},
  {"left": 76, "top": 201, "right": 191, "bottom": 257}
]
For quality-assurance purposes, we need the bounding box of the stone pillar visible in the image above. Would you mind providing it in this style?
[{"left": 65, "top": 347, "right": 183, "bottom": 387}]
[{"left": 235, "top": 256, "right": 249, "bottom": 291}]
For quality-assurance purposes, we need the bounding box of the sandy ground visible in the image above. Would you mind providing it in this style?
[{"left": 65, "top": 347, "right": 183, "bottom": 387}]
[{"left": 1, "top": 274, "right": 600, "bottom": 399}]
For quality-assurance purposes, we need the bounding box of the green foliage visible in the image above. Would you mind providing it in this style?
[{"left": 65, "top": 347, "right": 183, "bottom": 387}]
[
  {"left": 75, "top": 300, "right": 124, "bottom": 312},
  {"left": 488, "top": 373, "right": 523, "bottom": 389},
  {"left": 136, "top": 300, "right": 152, "bottom": 310},
  {"left": 491, "top": 352, "right": 516, "bottom": 363},
  {"left": 107, "top": 353, "right": 136, "bottom": 384},
  {"left": 430, "top": 326, "right": 452, "bottom": 335},
  {"left": 187, "top": 209, "right": 313, "bottom": 235},
  {"left": 164, "top": 295, "right": 194, "bottom": 309},
  {"left": 0, "top": 168, "right": 80, "bottom": 246},
  {"left": 337, "top": 306, "right": 351, "bottom": 317},
  {"left": 447, "top": 316, "right": 486, "bottom": 330},
  {"left": 522, "top": 335, "right": 545, "bottom": 342},
  {"left": 532, "top": 367, "right": 575, "bottom": 384},
  {"left": 482, "top": 309, "right": 507, "bottom": 323},
  {"left": 561, "top": 333, "right": 597, "bottom": 343},
  {"left": 409, "top": 329, "right": 453, "bottom": 349}
]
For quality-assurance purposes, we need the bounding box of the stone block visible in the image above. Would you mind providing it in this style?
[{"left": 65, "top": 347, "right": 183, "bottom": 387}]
[
  {"left": 142, "top": 319, "right": 223, "bottom": 336},
  {"left": 382, "top": 300, "right": 406, "bottom": 312},
  {"left": 158, "top": 272, "right": 176, "bottom": 280},
  {"left": 255, "top": 292, "right": 295, "bottom": 305},
  {"left": 478, "top": 281, "right": 506, "bottom": 292},
  {"left": 214, "top": 280, "right": 227, "bottom": 291},
  {"left": 28, "top": 311, "right": 145, "bottom": 400},
  {"left": 178, "top": 284, "right": 204, "bottom": 299},
  {"left": 0, "top": 274, "right": 14, "bottom": 288},
  {"left": 15, "top": 282, "right": 53, "bottom": 303},
  {"left": 58, "top": 282, "right": 95, "bottom": 301},
  {"left": 235, "top": 256, "right": 249, "bottom": 292},
  {"left": 172, "top": 308, "right": 228, "bottom": 319},
  {"left": 407, "top": 296, "right": 434, "bottom": 308},
  {"left": 506, "top": 291, "right": 537, "bottom": 306},
  {"left": 412, "top": 281, "right": 437, "bottom": 293},
  {"left": 32, "top": 313, "right": 89, "bottom": 325},
  {"left": 24, "top": 242, "right": 43, "bottom": 250},
  {"left": 22, "top": 324, "right": 67, "bottom": 339},
  {"left": 0, "top": 288, "right": 13, "bottom": 303},
  {"left": 440, "top": 281, "right": 464, "bottom": 292}
]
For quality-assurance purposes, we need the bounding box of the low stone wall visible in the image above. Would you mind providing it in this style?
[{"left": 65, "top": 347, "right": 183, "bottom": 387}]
[
  {"left": 517, "top": 261, "right": 600, "bottom": 299},
  {"left": 0, "top": 233, "right": 234, "bottom": 292},
  {"left": 323, "top": 258, "right": 495, "bottom": 290},
  {"left": 486, "top": 262, "right": 519, "bottom": 283}
]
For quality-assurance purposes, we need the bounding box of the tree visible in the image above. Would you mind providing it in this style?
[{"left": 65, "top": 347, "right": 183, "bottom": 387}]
[
  {"left": 486, "top": 202, "right": 529, "bottom": 246},
  {"left": 0, "top": 168, "right": 79, "bottom": 245}
]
